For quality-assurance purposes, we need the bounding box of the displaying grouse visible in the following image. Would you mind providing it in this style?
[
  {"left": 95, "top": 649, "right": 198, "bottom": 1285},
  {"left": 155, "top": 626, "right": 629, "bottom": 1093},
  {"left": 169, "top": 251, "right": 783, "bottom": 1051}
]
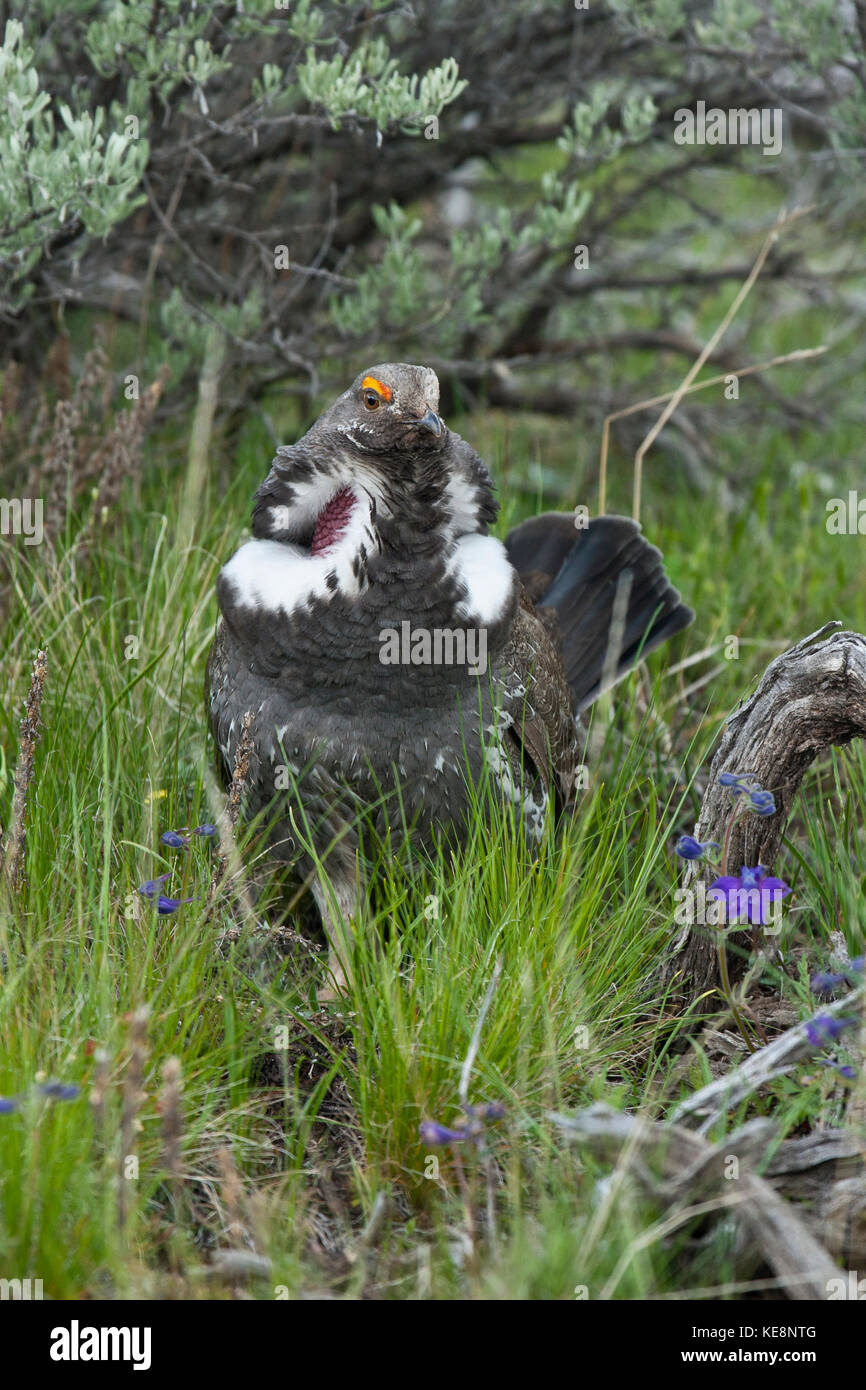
[{"left": 206, "top": 363, "right": 693, "bottom": 994}]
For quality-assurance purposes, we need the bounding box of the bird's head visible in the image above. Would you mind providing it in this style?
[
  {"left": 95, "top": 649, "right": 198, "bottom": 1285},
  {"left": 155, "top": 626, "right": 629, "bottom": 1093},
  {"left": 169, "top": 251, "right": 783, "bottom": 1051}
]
[{"left": 324, "top": 363, "right": 445, "bottom": 455}]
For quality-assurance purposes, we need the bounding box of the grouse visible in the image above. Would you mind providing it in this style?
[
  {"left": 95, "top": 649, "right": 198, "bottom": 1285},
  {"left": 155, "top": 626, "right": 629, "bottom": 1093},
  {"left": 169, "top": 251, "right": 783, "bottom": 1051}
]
[{"left": 206, "top": 363, "right": 693, "bottom": 995}]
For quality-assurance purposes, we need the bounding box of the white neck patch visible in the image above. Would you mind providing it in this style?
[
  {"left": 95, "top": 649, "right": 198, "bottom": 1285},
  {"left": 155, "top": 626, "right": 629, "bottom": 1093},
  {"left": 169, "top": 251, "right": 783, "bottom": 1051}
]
[
  {"left": 221, "top": 491, "right": 377, "bottom": 615},
  {"left": 262, "top": 451, "right": 389, "bottom": 539},
  {"left": 446, "top": 533, "right": 516, "bottom": 626},
  {"left": 444, "top": 471, "right": 484, "bottom": 538}
]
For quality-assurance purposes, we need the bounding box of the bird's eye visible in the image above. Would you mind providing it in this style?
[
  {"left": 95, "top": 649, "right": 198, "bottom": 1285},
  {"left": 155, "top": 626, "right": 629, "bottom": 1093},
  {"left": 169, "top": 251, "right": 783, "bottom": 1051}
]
[{"left": 363, "top": 390, "right": 381, "bottom": 411}]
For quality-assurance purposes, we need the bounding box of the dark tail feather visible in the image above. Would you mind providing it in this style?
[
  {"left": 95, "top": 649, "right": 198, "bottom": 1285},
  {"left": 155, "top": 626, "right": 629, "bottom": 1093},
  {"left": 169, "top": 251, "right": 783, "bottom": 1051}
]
[{"left": 504, "top": 513, "right": 694, "bottom": 713}]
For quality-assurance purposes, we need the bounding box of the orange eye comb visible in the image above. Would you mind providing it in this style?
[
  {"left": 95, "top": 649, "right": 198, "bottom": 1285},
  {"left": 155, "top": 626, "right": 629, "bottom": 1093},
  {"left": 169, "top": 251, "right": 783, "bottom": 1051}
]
[{"left": 361, "top": 376, "right": 392, "bottom": 401}]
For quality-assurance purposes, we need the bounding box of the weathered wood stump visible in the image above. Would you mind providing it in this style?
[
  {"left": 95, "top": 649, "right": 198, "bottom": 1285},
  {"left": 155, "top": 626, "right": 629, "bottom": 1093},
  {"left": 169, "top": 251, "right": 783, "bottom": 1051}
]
[{"left": 664, "top": 623, "right": 866, "bottom": 1006}]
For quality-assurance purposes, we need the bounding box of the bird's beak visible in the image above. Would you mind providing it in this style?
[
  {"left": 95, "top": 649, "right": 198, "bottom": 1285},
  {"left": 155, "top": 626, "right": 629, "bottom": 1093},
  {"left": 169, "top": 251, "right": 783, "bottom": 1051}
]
[{"left": 415, "top": 406, "right": 443, "bottom": 437}]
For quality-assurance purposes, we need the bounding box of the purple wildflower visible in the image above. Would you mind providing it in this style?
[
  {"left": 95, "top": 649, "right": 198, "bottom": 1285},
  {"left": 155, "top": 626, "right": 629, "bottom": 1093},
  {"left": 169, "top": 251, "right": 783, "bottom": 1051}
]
[
  {"left": 160, "top": 830, "right": 189, "bottom": 849},
  {"left": 139, "top": 875, "right": 194, "bottom": 913},
  {"left": 138, "top": 820, "right": 214, "bottom": 920},
  {"left": 718, "top": 772, "right": 776, "bottom": 816},
  {"left": 138, "top": 873, "right": 172, "bottom": 900},
  {"left": 0, "top": 1097, "right": 17, "bottom": 1114},
  {"left": 804, "top": 1013, "right": 858, "bottom": 1047},
  {"left": 816, "top": 1058, "right": 858, "bottom": 1080},
  {"left": 420, "top": 1101, "right": 505, "bottom": 1147},
  {"left": 810, "top": 971, "right": 847, "bottom": 1000},
  {"left": 462, "top": 1102, "right": 506, "bottom": 1121},
  {"left": 419, "top": 1120, "right": 467, "bottom": 1145},
  {"left": 708, "top": 865, "right": 790, "bottom": 926},
  {"left": 747, "top": 789, "right": 776, "bottom": 816},
  {"left": 675, "top": 834, "right": 718, "bottom": 861},
  {"left": 37, "top": 1081, "right": 80, "bottom": 1101},
  {"left": 156, "top": 894, "right": 196, "bottom": 915}
]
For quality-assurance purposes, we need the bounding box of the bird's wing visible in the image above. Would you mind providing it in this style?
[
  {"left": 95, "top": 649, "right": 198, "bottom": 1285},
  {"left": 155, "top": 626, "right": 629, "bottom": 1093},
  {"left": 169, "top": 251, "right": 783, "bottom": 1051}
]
[{"left": 499, "top": 587, "right": 581, "bottom": 809}]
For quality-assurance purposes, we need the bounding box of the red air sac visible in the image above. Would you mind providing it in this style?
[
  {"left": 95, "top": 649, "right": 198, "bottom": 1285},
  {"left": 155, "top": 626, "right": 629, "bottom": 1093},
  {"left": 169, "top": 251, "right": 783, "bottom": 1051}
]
[{"left": 311, "top": 488, "right": 355, "bottom": 556}]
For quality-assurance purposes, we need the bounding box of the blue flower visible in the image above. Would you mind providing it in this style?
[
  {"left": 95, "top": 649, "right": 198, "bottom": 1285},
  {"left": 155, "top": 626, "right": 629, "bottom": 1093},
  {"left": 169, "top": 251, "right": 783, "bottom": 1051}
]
[
  {"left": 675, "top": 834, "right": 719, "bottom": 861},
  {"left": 160, "top": 826, "right": 215, "bottom": 846},
  {"left": 160, "top": 830, "right": 189, "bottom": 849},
  {"left": 708, "top": 865, "right": 790, "bottom": 925},
  {"left": 419, "top": 1120, "right": 467, "bottom": 1145},
  {"left": 419, "top": 1101, "right": 505, "bottom": 1147},
  {"left": 810, "top": 971, "right": 847, "bottom": 1000},
  {"left": 746, "top": 789, "right": 776, "bottom": 816},
  {"left": 156, "top": 894, "right": 196, "bottom": 915},
  {"left": 462, "top": 1102, "right": 505, "bottom": 1122},
  {"left": 139, "top": 875, "right": 195, "bottom": 914},
  {"left": 1, "top": 1080, "right": 80, "bottom": 1112},
  {"left": 718, "top": 771, "right": 757, "bottom": 796},
  {"left": 804, "top": 1013, "right": 857, "bottom": 1047},
  {"left": 138, "top": 873, "right": 172, "bottom": 900},
  {"left": 37, "top": 1081, "right": 80, "bottom": 1101},
  {"left": 817, "top": 1058, "right": 857, "bottom": 1080},
  {"left": 718, "top": 772, "right": 776, "bottom": 816}
]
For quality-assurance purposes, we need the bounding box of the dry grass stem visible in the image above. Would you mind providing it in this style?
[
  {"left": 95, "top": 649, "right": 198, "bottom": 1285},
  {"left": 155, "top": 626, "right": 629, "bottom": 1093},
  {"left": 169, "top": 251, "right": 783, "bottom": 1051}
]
[{"left": 2, "top": 648, "right": 48, "bottom": 893}]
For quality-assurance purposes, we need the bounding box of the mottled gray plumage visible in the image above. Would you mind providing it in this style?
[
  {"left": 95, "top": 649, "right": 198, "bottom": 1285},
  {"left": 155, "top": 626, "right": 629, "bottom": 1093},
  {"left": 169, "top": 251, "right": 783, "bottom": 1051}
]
[{"left": 206, "top": 363, "right": 693, "bottom": 994}]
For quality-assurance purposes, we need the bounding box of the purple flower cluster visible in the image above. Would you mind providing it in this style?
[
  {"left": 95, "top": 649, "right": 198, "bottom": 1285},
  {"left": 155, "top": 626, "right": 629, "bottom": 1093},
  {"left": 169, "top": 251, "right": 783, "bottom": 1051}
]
[
  {"left": 419, "top": 1102, "right": 505, "bottom": 1147},
  {"left": 0, "top": 1080, "right": 80, "bottom": 1114},
  {"left": 803, "top": 999, "right": 860, "bottom": 1081},
  {"left": 139, "top": 823, "right": 216, "bottom": 915},
  {"left": 138, "top": 873, "right": 196, "bottom": 915},
  {"left": 803, "top": 1013, "right": 857, "bottom": 1047},
  {"left": 810, "top": 971, "right": 847, "bottom": 999},
  {"left": 674, "top": 774, "right": 778, "bottom": 865},
  {"left": 718, "top": 771, "right": 777, "bottom": 816},
  {"left": 810, "top": 955, "right": 864, "bottom": 999},
  {"left": 160, "top": 824, "right": 217, "bottom": 849},
  {"left": 707, "top": 864, "right": 791, "bottom": 926}
]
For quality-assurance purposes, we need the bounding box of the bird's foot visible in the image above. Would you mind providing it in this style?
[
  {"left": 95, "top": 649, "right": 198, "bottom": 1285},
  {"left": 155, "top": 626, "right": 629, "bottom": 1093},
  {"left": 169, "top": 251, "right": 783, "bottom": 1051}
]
[{"left": 317, "top": 950, "right": 351, "bottom": 1003}]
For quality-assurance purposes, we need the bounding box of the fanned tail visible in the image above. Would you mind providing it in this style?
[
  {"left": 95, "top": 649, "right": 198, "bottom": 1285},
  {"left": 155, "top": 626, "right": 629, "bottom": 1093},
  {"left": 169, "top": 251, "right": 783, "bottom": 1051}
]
[{"left": 505, "top": 513, "right": 694, "bottom": 713}]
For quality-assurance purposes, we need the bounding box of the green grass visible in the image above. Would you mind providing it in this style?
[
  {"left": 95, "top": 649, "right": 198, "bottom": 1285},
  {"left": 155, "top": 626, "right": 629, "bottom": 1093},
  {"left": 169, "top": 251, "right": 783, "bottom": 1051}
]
[{"left": 0, "top": 351, "right": 865, "bottom": 1301}]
